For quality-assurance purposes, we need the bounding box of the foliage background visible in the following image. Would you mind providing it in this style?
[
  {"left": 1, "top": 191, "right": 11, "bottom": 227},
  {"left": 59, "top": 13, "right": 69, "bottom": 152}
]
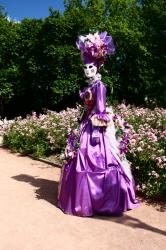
[{"left": 0, "top": 0, "right": 166, "bottom": 118}]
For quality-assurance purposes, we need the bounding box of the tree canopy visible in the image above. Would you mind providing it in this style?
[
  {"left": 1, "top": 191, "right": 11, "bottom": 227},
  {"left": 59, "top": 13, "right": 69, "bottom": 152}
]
[{"left": 0, "top": 0, "right": 165, "bottom": 118}]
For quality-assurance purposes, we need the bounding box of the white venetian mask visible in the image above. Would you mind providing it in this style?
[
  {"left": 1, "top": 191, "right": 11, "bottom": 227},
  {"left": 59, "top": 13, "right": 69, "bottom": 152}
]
[{"left": 83, "top": 63, "right": 97, "bottom": 78}]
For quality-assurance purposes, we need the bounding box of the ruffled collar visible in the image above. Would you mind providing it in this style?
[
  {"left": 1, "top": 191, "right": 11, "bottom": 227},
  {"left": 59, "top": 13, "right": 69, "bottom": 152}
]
[{"left": 86, "top": 73, "right": 101, "bottom": 86}]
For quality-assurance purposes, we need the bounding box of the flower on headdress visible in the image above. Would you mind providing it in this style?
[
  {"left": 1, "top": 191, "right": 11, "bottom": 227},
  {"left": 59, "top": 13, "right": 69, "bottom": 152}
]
[{"left": 76, "top": 31, "right": 115, "bottom": 67}]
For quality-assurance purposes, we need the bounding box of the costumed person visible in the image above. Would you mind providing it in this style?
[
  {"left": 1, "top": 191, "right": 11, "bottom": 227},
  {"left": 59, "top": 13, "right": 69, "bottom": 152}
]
[{"left": 58, "top": 31, "right": 140, "bottom": 216}]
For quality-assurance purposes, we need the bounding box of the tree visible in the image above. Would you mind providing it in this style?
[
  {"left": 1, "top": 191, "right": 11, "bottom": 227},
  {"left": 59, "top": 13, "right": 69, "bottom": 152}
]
[
  {"left": 0, "top": 6, "right": 19, "bottom": 116},
  {"left": 0, "top": 1, "right": 165, "bottom": 118},
  {"left": 141, "top": 0, "right": 166, "bottom": 106}
]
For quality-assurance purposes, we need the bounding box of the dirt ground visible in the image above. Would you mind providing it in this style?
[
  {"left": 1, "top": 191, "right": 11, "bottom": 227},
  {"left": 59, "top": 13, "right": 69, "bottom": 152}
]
[{"left": 0, "top": 147, "right": 165, "bottom": 250}]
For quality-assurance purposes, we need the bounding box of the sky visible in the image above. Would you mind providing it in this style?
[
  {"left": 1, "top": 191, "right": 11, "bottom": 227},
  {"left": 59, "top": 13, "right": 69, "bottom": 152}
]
[{"left": 1, "top": 0, "right": 65, "bottom": 21}]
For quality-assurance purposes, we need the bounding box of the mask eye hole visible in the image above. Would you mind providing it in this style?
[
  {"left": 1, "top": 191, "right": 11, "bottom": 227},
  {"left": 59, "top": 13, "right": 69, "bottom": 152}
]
[
  {"left": 89, "top": 65, "right": 93, "bottom": 69},
  {"left": 83, "top": 65, "right": 87, "bottom": 69}
]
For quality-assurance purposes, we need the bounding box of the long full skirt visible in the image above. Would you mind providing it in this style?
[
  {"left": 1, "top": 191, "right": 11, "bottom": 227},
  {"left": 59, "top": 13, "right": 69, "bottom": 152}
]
[{"left": 58, "top": 119, "right": 140, "bottom": 216}]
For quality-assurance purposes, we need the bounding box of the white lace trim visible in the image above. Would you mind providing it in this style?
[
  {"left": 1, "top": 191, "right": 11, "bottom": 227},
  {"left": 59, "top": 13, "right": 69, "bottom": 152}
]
[{"left": 86, "top": 73, "right": 101, "bottom": 85}]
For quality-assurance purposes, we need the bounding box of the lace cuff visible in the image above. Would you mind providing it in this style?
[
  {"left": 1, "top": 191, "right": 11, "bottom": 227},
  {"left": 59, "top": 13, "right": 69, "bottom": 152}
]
[{"left": 91, "top": 113, "right": 111, "bottom": 127}]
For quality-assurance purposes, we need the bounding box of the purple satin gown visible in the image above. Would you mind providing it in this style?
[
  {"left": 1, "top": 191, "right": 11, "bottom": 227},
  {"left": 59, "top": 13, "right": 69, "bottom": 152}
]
[{"left": 58, "top": 80, "right": 140, "bottom": 216}]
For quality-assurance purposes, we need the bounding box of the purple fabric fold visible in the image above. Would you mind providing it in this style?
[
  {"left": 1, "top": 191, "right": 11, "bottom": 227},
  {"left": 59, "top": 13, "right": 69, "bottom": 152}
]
[
  {"left": 96, "top": 80, "right": 106, "bottom": 113},
  {"left": 95, "top": 81, "right": 110, "bottom": 123}
]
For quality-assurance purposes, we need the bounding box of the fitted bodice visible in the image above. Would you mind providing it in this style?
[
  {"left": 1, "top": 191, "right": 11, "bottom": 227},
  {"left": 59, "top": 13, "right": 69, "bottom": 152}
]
[{"left": 80, "top": 84, "right": 96, "bottom": 111}]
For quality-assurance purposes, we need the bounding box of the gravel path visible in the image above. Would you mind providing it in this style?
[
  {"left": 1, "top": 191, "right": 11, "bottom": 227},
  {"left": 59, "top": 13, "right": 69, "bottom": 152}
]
[{"left": 0, "top": 147, "right": 165, "bottom": 250}]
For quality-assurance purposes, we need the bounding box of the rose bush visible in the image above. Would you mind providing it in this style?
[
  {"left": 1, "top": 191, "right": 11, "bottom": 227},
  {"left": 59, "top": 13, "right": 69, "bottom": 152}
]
[
  {"left": 115, "top": 104, "right": 166, "bottom": 199},
  {"left": 2, "top": 108, "right": 80, "bottom": 157},
  {"left": 1, "top": 104, "right": 166, "bottom": 199}
]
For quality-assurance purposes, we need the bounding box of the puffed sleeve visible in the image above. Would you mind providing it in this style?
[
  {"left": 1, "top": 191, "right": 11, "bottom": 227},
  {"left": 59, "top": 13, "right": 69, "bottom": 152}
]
[{"left": 91, "top": 81, "right": 110, "bottom": 127}]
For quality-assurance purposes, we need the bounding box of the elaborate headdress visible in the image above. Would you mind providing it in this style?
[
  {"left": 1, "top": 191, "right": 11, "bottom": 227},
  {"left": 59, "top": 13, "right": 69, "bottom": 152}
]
[{"left": 76, "top": 31, "right": 115, "bottom": 68}]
